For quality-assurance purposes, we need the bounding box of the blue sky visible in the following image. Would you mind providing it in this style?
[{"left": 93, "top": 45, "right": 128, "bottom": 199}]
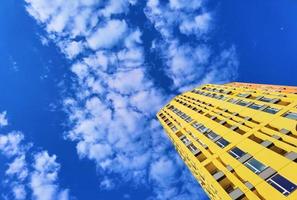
[{"left": 0, "top": 0, "right": 296, "bottom": 200}]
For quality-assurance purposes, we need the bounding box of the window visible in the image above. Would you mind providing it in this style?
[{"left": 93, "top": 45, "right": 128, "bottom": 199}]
[
  {"left": 248, "top": 103, "right": 263, "bottom": 110},
  {"left": 192, "top": 122, "right": 202, "bottom": 129},
  {"left": 259, "top": 96, "right": 273, "bottom": 103},
  {"left": 214, "top": 94, "right": 225, "bottom": 100},
  {"left": 215, "top": 138, "right": 230, "bottom": 148},
  {"left": 181, "top": 137, "right": 190, "bottom": 145},
  {"left": 188, "top": 144, "right": 199, "bottom": 155},
  {"left": 244, "top": 158, "right": 267, "bottom": 174},
  {"left": 283, "top": 112, "right": 297, "bottom": 120},
  {"left": 263, "top": 107, "right": 279, "bottom": 114},
  {"left": 267, "top": 173, "right": 297, "bottom": 196},
  {"left": 228, "top": 98, "right": 237, "bottom": 103},
  {"left": 198, "top": 125, "right": 208, "bottom": 133},
  {"left": 237, "top": 93, "right": 250, "bottom": 98},
  {"left": 207, "top": 131, "right": 219, "bottom": 140},
  {"left": 185, "top": 117, "right": 193, "bottom": 123},
  {"left": 237, "top": 100, "right": 249, "bottom": 106},
  {"left": 229, "top": 147, "right": 245, "bottom": 159},
  {"left": 171, "top": 126, "right": 177, "bottom": 132}
]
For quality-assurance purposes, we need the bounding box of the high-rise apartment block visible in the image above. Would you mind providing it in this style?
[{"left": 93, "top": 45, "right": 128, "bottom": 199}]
[{"left": 157, "top": 82, "right": 297, "bottom": 200}]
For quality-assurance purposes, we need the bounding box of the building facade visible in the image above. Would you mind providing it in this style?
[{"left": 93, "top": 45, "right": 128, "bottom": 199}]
[{"left": 157, "top": 82, "right": 297, "bottom": 200}]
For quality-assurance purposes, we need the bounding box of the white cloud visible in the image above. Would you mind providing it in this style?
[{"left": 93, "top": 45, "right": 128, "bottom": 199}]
[
  {"left": 194, "top": 13, "right": 212, "bottom": 32},
  {"left": 25, "top": 0, "right": 99, "bottom": 36},
  {"left": 59, "top": 40, "right": 84, "bottom": 59},
  {"left": 199, "top": 46, "right": 239, "bottom": 85},
  {"left": 154, "top": 41, "right": 212, "bottom": 91},
  {"left": 30, "top": 151, "right": 69, "bottom": 200},
  {"left": 0, "top": 111, "right": 8, "bottom": 127},
  {"left": 40, "top": 35, "right": 49, "bottom": 46},
  {"left": 179, "top": 12, "right": 212, "bottom": 36},
  {"left": 150, "top": 158, "right": 177, "bottom": 186},
  {"left": 87, "top": 20, "right": 128, "bottom": 50},
  {"left": 0, "top": 131, "right": 25, "bottom": 157},
  {"left": 6, "top": 155, "right": 28, "bottom": 181},
  {"left": 108, "top": 68, "right": 151, "bottom": 94},
  {"left": 12, "top": 185, "right": 26, "bottom": 200},
  {"left": 100, "top": 177, "right": 115, "bottom": 190},
  {"left": 169, "top": 0, "right": 202, "bottom": 10},
  {"left": 145, "top": 1, "right": 238, "bottom": 92},
  {"left": 0, "top": 123, "right": 71, "bottom": 200},
  {"left": 99, "top": 0, "right": 129, "bottom": 17}
]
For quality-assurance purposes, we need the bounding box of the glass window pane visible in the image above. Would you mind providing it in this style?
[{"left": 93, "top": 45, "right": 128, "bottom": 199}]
[
  {"left": 237, "top": 100, "right": 249, "bottom": 106},
  {"left": 263, "top": 107, "right": 279, "bottom": 114},
  {"left": 267, "top": 174, "right": 297, "bottom": 196},
  {"left": 229, "top": 147, "right": 245, "bottom": 159},
  {"left": 207, "top": 131, "right": 219, "bottom": 140},
  {"left": 283, "top": 112, "right": 297, "bottom": 120},
  {"left": 192, "top": 122, "right": 202, "bottom": 129},
  {"left": 171, "top": 126, "right": 177, "bottom": 132},
  {"left": 244, "top": 158, "right": 267, "bottom": 174},
  {"left": 188, "top": 143, "right": 198, "bottom": 153},
  {"left": 198, "top": 125, "right": 208, "bottom": 133},
  {"left": 185, "top": 117, "right": 193, "bottom": 123},
  {"left": 259, "top": 96, "right": 273, "bottom": 103},
  {"left": 181, "top": 137, "right": 190, "bottom": 145},
  {"left": 237, "top": 93, "right": 249, "bottom": 98},
  {"left": 216, "top": 138, "right": 230, "bottom": 148},
  {"left": 248, "top": 103, "right": 263, "bottom": 110},
  {"left": 228, "top": 98, "right": 239, "bottom": 104}
]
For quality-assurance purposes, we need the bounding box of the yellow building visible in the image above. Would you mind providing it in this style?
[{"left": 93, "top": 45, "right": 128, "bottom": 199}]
[{"left": 157, "top": 82, "right": 297, "bottom": 200}]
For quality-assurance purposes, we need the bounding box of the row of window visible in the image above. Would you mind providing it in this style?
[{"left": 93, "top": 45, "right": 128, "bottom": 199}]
[
  {"left": 180, "top": 95, "right": 214, "bottom": 109},
  {"left": 178, "top": 134, "right": 208, "bottom": 163},
  {"left": 192, "top": 89, "right": 227, "bottom": 101},
  {"left": 283, "top": 111, "right": 297, "bottom": 120},
  {"left": 168, "top": 105, "right": 193, "bottom": 123},
  {"left": 180, "top": 135, "right": 200, "bottom": 156},
  {"left": 158, "top": 112, "right": 178, "bottom": 132},
  {"left": 175, "top": 98, "right": 208, "bottom": 114},
  {"left": 191, "top": 121, "right": 230, "bottom": 149},
  {"left": 195, "top": 87, "right": 297, "bottom": 121},
  {"left": 228, "top": 98, "right": 281, "bottom": 114},
  {"left": 174, "top": 97, "right": 249, "bottom": 136},
  {"left": 229, "top": 98, "right": 297, "bottom": 120},
  {"left": 201, "top": 86, "right": 232, "bottom": 95},
  {"left": 228, "top": 146, "right": 297, "bottom": 196},
  {"left": 202, "top": 84, "right": 290, "bottom": 99},
  {"left": 236, "top": 93, "right": 284, "bottom": 105}
]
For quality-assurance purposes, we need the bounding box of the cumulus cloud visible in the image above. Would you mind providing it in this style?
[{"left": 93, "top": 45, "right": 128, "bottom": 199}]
[
  {"left": 179, "top": 12, "right": 212, "bottom": 36},
  {"left": 24, "top": 0, "right": 239, "bottom": 199},
  {"left": 12, "top": 184, "right": 26, "bottom": 200},
  {"left": 6, "top": 155, "right": 28, "bottom": 181},
  {"left": 145, "top": 0, "right": 238, "bottom": 92},
  {"left": 100, "top": 177, "right": 115, "bottom": 190},
  {"left": 169, "top": 0, "right": 202, "bottom": 10},
  {"left": 59, "top": 40, "right": 84, "bottom": 59},
  {"left": 30, "top": 151, "right": 69, "bottom": 200},
  {"left": 0, "top": 111, "right": 8, "bottom": 127},
  {"left": 99, "top": 0, "right": 130, "bottom": 17},
  {"left": 0, "top": 131, "right": 25, "bottom": 157},
  {"left": 0, "top": 118, "right": 70, "bottom": 200},
  {"left": 87, "top": 20, "right": 128, "bottom": 50}
]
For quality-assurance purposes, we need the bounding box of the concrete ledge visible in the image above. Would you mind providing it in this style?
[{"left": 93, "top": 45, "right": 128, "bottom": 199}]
[
  {"left": 238, "top": 153, "right": 252, "bottom": 163},
  {"left": 285, "top": 151, "right": 297, "bottom": 161},
  {"left": 229, "top": 188, "right": 245, "bottom": 200},
  {"left": 259, "top": 167, "right": 276, "bottom": 180}
]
